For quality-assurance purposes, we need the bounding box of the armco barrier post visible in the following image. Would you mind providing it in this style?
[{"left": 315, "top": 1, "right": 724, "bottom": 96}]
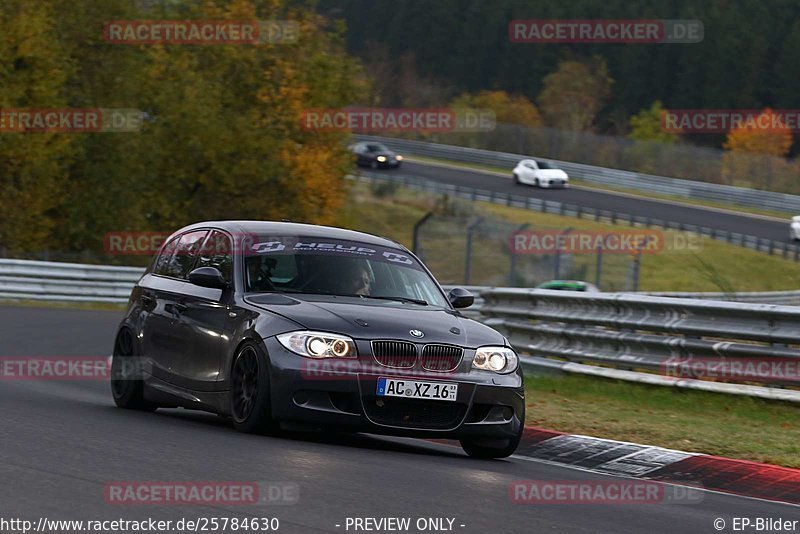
[
  {"left": 595, "top": 240, "right": 604, "bottom": 289},
  {"left": 633, "top": 250, "right": 642, "bottom": 291},
  {"left": 508, "top": 223, "right": 529, "bottom": 286},
  {"left": 412, "top": 211, "right": 434, "bottom": 259},
  {"left": 464, "top": 218, "right": 484, "bottom": 285},
  {"left": 554, "top": 227, "right": 573, "bottom": 279}
]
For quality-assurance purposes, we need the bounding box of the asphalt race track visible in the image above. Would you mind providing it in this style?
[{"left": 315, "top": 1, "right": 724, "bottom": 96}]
[
  {"left": 2, "top": 305, "right": 797, "bottom": 534},
  {"left": 397, "top": 161, "right": 790, "bottom": 243}
]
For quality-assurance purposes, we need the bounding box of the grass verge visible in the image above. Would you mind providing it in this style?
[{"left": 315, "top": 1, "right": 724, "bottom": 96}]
[{"left": 524, "top": 372, "right": 800, "bottom": 468}]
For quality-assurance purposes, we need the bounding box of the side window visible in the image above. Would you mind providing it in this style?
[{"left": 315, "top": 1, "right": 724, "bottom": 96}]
[
  {"left": 154, "top": 235, "right": 182, "bottom": 276},
  {"left": 156, "top": 230, "right": 208, "bottom": 279},
  {"left": 196, "top": 231, "right": 233, "bottom": 284}
]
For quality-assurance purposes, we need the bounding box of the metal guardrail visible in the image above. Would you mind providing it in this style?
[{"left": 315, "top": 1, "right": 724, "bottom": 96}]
[
  {"left": 354, "top": 134, "right": 800, "bottom": 214},
  {"left": 0, "top": 259, "right": 141, "bottom": 303},
  {"left": 479, "top": 287, "right": 800, "bottom": 400},
  {"left": 3, "top": 259, "right": 800, "bottom": 400},
  {"left": 643, "top": 289, "right": 800, "bottom": 306},
  {"left": 351, "top": 170, "right": 800, "bottom": 261}
]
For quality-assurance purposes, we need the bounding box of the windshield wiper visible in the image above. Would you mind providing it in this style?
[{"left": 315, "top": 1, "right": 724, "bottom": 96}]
[{"left": 332, "top": 293, "right": 429, "bottom": 306}]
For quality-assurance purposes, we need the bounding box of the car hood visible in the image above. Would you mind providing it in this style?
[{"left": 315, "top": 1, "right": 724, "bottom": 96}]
[{"left": 245, "top": 294, "right": 505, "bottom": 347}]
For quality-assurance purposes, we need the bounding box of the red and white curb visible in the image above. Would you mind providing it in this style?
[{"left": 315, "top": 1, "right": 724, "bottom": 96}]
[{"left": 514, "top": 427, "right": 800, "bottom": 505}]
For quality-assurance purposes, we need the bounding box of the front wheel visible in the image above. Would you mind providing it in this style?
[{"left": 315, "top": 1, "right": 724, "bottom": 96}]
[
  {"left": 230, "top": 342, "right": 279, "bottom": 435},
  {"left": 513, "top": 173, "right": 520, "bottom": 185}
]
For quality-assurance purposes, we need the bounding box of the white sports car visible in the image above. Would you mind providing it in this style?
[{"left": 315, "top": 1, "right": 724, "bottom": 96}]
[
  {"left": 790, "top": 216, "right": 800, "bottom": 241},
  {"left": 513, "top": 159, "right": 569, "bottom": 188}
]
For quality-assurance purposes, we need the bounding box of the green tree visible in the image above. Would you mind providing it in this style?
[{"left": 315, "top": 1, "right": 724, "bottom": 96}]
[{"left": 628, "top": 101, "right": 678, "bottom": 143}]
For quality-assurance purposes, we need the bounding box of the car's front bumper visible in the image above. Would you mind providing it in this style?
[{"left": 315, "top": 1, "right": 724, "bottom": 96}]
[
  {"left": 377, "top": 160, "right": 401, "bottom": 168},
  {"left": 263, "top": 337, "right": 525, "bottom": 440},
  {"left": 539, "top": 179, "right": 569, "bottom": 188}
]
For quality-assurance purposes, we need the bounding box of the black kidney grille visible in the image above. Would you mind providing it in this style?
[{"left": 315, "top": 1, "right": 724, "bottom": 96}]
[
  {"left": 421, "top": 344, "right": 464, "bottom": 372},
  {"left": 372, "top": 341, "right": 418, "bottom": 368}
]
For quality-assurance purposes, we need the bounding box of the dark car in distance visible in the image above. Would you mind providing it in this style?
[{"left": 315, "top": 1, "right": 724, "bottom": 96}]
[
  {"left": 351, "top": 142, "right": 403, "bottom": 169},
  {"left": 111, "top": 221, "right": 525, "bottom": 458}
]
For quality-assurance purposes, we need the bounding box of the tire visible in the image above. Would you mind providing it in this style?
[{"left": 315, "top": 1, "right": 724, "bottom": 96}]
[
  {"left": 230, "top": 342, "right": 279, "bottom": 435},
  {"left": 460, "top": 405, "right": 525, "bottom": 459},
  {"left": 513, "top": 173, "right": 520, "bottom": 185},
  {"left": 533, "top": 177, "right": 540, "bottom": 188},
  {"left": 110, "top": 328, "right": 158, "bottom": 412},
  {"left": 369, "top": 160, "right": 378, "bottom": 169}
]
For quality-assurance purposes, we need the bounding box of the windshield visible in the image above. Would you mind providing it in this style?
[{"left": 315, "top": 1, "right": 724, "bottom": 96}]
[
  {"left": 244, "top": 236, "right": 449, "bottom": 307},
  {"left": 366, "top": 143, "right": 389, "bottom": 152},
  {"left": 537, "top": 161, "right": 556, "bottom": 169}
]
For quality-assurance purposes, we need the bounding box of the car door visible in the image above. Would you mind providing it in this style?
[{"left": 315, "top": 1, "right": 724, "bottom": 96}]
[
  {"left": 353, "top": 143, "right": 368, "bottom": 165},
  {"left": 138, "top": 233, "right": 181, "bottom": 380},
  {"left": 140, "top": 229, "right": 208, "bottom": 387},
  {"left": 516, "top": 160, "right": 533, "bottom": 182},
  {"left": 175, "top": 230, "right": 238, "bottom": 391},
  {"left": 524, "top": 160, "right": 539, "bottom": 181}
]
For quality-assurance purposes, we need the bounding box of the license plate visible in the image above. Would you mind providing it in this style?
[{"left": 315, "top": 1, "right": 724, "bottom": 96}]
[{"left": 376, "top": 377, "right": 458, "bottom": 401}]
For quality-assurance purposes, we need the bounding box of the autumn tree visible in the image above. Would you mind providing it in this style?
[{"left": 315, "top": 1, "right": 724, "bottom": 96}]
[
  {"left": 449, "top": 90, "right": 542, "bottom": 127},
  {"left": 0, "top": 0, "right": 75, "bottom": 255},
  {"left": 0, "top": 0, "right": 365, "bottom": 257},
  {"left": 536, "top": 57, "right": 613, "bottom": 131},
  {"left": 721, "top": 108, "right": 793, "bottom": 188}
]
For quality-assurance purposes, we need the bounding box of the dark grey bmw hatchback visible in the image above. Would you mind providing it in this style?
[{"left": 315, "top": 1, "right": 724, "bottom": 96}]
[{"left": 111, "top": 221, "right": 525, "bottom": 458}]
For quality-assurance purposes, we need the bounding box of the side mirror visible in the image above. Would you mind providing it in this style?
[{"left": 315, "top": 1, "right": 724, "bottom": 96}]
[
  {"left": 188, "top": 267, "right": 228, "bottom": 290},
  {"left": 448, "top": 287, "right": 474, "bottom": 309}
]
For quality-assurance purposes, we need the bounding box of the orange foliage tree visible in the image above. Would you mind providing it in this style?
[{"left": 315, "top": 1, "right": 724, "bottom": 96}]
[{"left": 721, "top": 108, "right": 793, "bottom": 189}]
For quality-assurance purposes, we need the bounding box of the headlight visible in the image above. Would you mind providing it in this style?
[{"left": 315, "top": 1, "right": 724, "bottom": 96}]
[
  {"left": 376, "top": 156, "right": 387, "bottom": 162},
  {"left": 395, "top": 155, "right": 403, "bottom": 161},
  {"left": 472, "top": 346, "right": 518, "bottom": 374},
  {"left": 277, "top": 331, "right": 357, "bottom": 359}
]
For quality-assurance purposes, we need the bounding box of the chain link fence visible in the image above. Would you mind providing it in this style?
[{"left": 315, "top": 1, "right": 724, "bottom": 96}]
[{"left": 413, "top": 211, "right": 643, "bottom": 291}]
